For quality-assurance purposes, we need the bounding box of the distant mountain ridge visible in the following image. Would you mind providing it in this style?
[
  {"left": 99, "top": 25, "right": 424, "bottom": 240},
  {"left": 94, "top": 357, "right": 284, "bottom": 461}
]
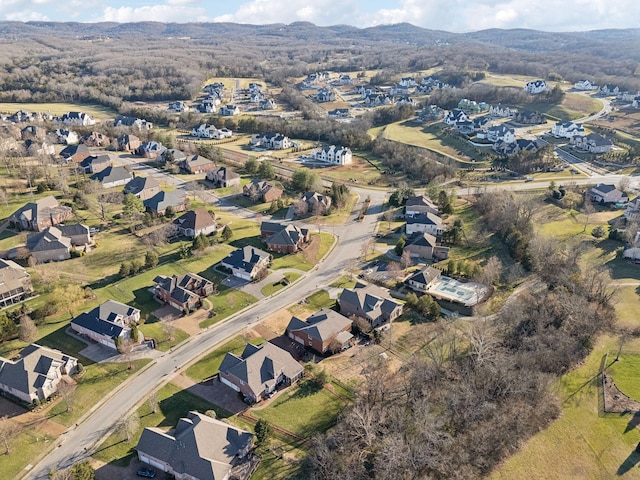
[{"left": 0, "top": 20, "right": 638, "bottom": 56}]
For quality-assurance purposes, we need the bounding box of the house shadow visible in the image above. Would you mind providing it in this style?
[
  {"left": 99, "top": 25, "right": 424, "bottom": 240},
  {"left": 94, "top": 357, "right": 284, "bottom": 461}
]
[
  {"left": 617, "top": 449, "right": 640, "bottom": 476},
  {"left": 625, "top": 411, "right": 640, "bottom": 434}
]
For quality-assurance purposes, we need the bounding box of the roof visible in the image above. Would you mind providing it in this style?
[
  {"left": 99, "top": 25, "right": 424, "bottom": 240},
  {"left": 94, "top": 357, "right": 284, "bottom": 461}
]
[
  {"left": 136, "top": 411, "right": 253, "bottom": 480},
  {"left": 71, "top": 300, "right": 139, "bottom": 339},
  {"left": 144, "top": 190, "right": 186, "bottom": 213},
  {"left": 26, "top": 227, "right": 71, "bottom": 253},
  {"left": 405, "top": 195, "right": 437, "bottom": 210},
  {"left": 173, "top": 208, "right": 216, "bottom": 232},
  {"left": 60, "top": 144, "right": 89, "bottom": 158},
  {"left": 286, "top": 308, "right": 352, "bottom": 344},
  {"left": 407, "top": 232, "right": 438, "bottom": 248},
  {"left": 124, "top": 175, "right": 160, "bottom": 195},
  {"left": 184, "top": 155, "right": 214, "bottom": 169},
  {"left": 406, "top": 266, "right": 442, "bottom": 286},
  {"left": 406, "top": 212, "right": 443, "bottom": 227},
  {"left": 80, "top": 154, "right": 111, "bottom": 169},
  {"left": 154, "top": 273, "right": 213, "bottom": 304},
  {"left": 591, "top": 183, "right": 617, "bottom": 194},
  {"left": 338, "top": 285, "right": 403, "bottom": 323},
  {"left": 211, "top": 166, "right": 240, "bottom": 181},
  {"left": 12, "top": 196, "right": 72, "bottom": 228},
  {"left": 221, "top": 246, "right": 270, "bottom": 274},
  {"left": 220, "top": 342, "right": 304, "bottom": 399},
  {"left": 90, "top": 166, "right": 132, "bottom": 185},
  {"left": 0, "top": 259, "right": 30, "bottom": 295},
  {"left": 0, "top": 344, "right": 76, "bottom": 398},
  {"left": 263, "top": 223, "right": 309, "bottom": 248}
]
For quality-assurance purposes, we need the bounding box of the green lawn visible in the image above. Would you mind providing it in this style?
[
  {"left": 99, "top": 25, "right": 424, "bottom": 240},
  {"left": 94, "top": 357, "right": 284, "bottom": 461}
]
[
  {"left": 606, "top": 354, "right": 640, "bottom": 402},
  {"left": 200, "top": 289, "right": 258, "bottom": 328},
  {"left": 260, "top": 272, "right": 302, "bottom": 296},
  {"left": 525, "top": 93, "right": 603, "bottom": 121},
  {"left": 92, "top": 382, "right": 223, "bottom": 466},
  {"left": 138, "top": 321, "right": 189, "bottom": 351},
  {"left": 490, "top": 336, "right": 640, "bottom": 480},
  {"left": 0, "top": 419, "right": 60, "bottom": 480},
  {"left": 185, "top": 335, "right": 264, "bottom": 383},
  {"left": 48, "top": 359, "right": 151, "bottom": 426},
  {"left": 251, "top": 380, "right": 346, "bottom": 437}
]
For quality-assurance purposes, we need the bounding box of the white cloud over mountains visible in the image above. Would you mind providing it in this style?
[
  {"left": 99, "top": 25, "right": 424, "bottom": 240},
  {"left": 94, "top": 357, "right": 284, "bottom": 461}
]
[{"left": 0, "top": 0, "right": 638, "bottom": 33}]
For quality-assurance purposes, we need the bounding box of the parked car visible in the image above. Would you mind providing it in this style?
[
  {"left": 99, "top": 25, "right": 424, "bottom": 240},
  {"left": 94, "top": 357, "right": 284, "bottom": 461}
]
[{"left": 137, "top": 467, "right": 156, "bottom": 478}]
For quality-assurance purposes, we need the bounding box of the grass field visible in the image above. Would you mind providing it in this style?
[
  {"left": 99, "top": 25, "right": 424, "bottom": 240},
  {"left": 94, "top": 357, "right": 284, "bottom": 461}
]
[
  {"left": 490, "top": 336, "right": 640, "bottom": 480},
  {"left": 251, "top": 380, "right": 346, "bottom": 437},
  {"left": 526, "top": 93, "right": 603, "bottom": 121},
  {"left": 260, "top": 272, "right": 302, "bottom": 296}
]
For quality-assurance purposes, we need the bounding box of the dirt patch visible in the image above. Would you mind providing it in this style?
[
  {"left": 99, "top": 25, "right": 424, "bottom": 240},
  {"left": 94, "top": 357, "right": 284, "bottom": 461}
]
[
  {"left": 261, "top": 309, "right": 294, "bottom": 335},
  {"left": 0, "top": 397, "right": 67, "bottom": 438},
  {"left": 172, "top": 308, "right": 211, "bottom": 336},
  {"left": 302, "top": 234, "right": 321, "bottom": 263},
  {"left": 251, "top": 324, "right": 278, "bottom": 341}
]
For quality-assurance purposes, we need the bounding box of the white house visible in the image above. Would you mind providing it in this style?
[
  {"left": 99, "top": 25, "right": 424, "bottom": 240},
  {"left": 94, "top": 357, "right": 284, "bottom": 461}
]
[
  {"left": 250, "top": 132, "right": 291, "bottom": 150},
  {"left": 599, "top": 85, "right": 620, "bottom": 96},
  {"left": 317, "top": 88, "right": 335, "bottom": 102},
  {"left": 571, "top": 133, "right": 613, "bottom": 153},
  {"left": 309, "top": 145, "right": 353, "bottom": 165},
  {"left": 574, "top": 80, "right": 598, "bottom": 91},
  {"left": 484, "top": 124, "right": 516, "bottom": 144},
  {"left": 524, "top": 80, "right": 547, "bottom": 94},
  {"left": 489, "top": 104, "right": 517, "bottom": 118},
  {"left": 405, "top": 212, "right": 444, "bottom": 236},
  {"left": 551, "top": 121, "right": 585, "bottom": 139},
  {"left": 588, "top": 183, "right": 628, "bottom": 204},
  {"left": 60, "top": 112, "right": 96, "bottom": 126},
  {"left": 624, "top": 197, "right": 640, "bottom": 222},
  {"left": 219, "top": 104, "right": 240, "bottom": 116},
  {"left": 443, "top": 109, "right": 469, "bottom": 126},
  {"left": 71, "top": 300, "right": 141, "bottom": 350},
  {"left": 190, "top": 124, "right": 233, "bottom": 139}
]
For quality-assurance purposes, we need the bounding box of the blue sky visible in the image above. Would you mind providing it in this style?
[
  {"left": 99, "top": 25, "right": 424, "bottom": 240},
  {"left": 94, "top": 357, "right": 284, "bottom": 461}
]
[{"left": 1, "top": 0, "right": 636, "bottom": 33}]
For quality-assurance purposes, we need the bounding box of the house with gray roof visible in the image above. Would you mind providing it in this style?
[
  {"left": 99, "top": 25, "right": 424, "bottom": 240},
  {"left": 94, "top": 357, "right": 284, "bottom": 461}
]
[
  {"left": 405, "top": 212, "right": 444, "bottom": 237},
  {"left": 206, "top": 167, "right": 241, "bottom": 188},
  {"left": 136, "top": 411, "right": 254, "bottom": 480},
  {"left": 60, "top": 111, "right": 95, "bottom": 126},
  {"left": 136, "top": 141, "right": 167, "bottom": 159},
  {"left": 219, "top": 342, "right": 304, "bottom": 403},
  {"left": 405, "top": 195, "right": 438, "bottom": 216},
  {"left": 405, "top": 266, "right": 442, "bottom": 293},
  {"left": 286, "top": 308, "right": 353, "bottom": 354},
  {"left": 90, "top": 166, "right": 133, "bottom": 189},
  {"left": 260, "top": 222, "right": 310, "bottom": 254},
  {"left": 70, "top": 300, "right": 141, "bottom": 350},
  {"left": 116, "top": 134, "right": 141, "bottom": 152},
  {"left": 113, "top": 115, "right": 152, "bottom": 130},
  {"left": 300, "top": 191, "right": 332, "bottom": 215},
  {"left": 404, "top": 232, "right": 449, "bottom": 261},
  {"left": 587, "top": 183, "right": 628, "bottom": 204},
  {"left": 0, "top": 259, "right": 33, "bottom": 308},
  {"left": 26, "top": 223, "right": 90, "bottom": 262},
  {"left": 338, "top": 284, "right": 403, "bottom": 329},
  {"left": 572, "top": 133, "right": 614, "bottom": 154},
  {"left": 173, "top": 208, "right": 217, "bottom": 238},
  {"left": 59, "top": 143, "right": 90, "bottom": 164},
  {"left": 10, "top": 196, "right": 73, "bottom": 232},
  {"left": 80, "top": 154, "right": 112, "bottom": 174},
  {"left": 182, "top": 155, "right": 215, "bottom": 174},
  {"left": 0, "top": 344, "right": 77, "bottom": 404},
  {"left": 220, "top": 246, "right": 271, "bottom": 281},
  {"left": 153, "top": 273, "right": 215, "bottom": 313},
  {"left": 144, "top": 190, "right": 186, "bottom": 216},
  {"left": 124, "top": 175, "right": 161, "bottom": 200}
]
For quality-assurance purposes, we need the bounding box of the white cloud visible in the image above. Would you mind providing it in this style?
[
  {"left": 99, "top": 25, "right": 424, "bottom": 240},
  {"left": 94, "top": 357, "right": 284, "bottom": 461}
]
[
  {"left": 5, "top": 9, "right": 48, "bottom": 21},
  {"left": 101, "top": 4, "right": 209, "bottom": 23}
]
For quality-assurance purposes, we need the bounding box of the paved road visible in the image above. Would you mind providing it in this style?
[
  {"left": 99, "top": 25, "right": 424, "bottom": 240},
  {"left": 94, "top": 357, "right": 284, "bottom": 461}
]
[{"left": 24, "top": 184, "right": 384, "bottom": 480}]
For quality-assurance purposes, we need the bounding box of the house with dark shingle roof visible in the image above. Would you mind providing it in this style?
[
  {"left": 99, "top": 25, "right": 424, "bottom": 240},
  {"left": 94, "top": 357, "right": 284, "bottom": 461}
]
[
  {"left": 405, "top": 212, "right": 444, "bottom": 237},
  {"left": 70, "top": 300, "right": 141, "bottom": 350},
  {"left": 136, "top": 411, "right": 254, "bottom": 480},
  {"left": 80, "top": 154, "right": 112, "bottom": 174},
  {"left": 153, "top": 273, "right": 215, "bottom": 312},
  {"left": 572, "top": 133, "right": 614, "bottom": 154},
  {"left": 144, "top": 190, "right": 186, "bottom": 216},
  {"left": 300, "top": 191, "right": 332, "bottom": 215},
  {"left": 206, "top": 166, "right": 241, "bottom": 188},
  {"left": 219, "top": 342, "right": 304, "bottom": 404},
  {"left": 243, "top": 180, "right": 283, "bottom": 203},
  {"left": 10, "top": 196, "right": 73, "bottom": 232},
  {"left": 286, "top": 308, "right": 353, "bottom": 354},
  {"left": 90, "top": 166, "right": 133, "bottom": 189},
  {"left": 405, "top": 195, "right": 438, "bottom": 216},
  {"left": 182, "top": 154, "right": 215, "bottom": 174},
  {"left": 404, "top": 232, "right": 450, "bottom": 261},
  {"left": 338, "top": 284, "right": 403, "bottom": 329},
  {"left": 59, "top": 143, "right": 91, "bottom": 164},
  {"left": 25, "top": 227, "right": 72, "bottom": 262},
  {"left": 116, "top": 134, "right": 141, "bottom": 152},
  {"left": 173, "top": 208, "right": 217, "bottom": 238},
  {"left": 0, "top": 259, "right": 33, "bottom": 308},
  {"left": 124, "top": 175, "right": 161, "bottom": 200},
  {"left": 0, "top": 344, "right": 77, "bottom": 404},
  {"left": 260, "top": 221, "right": 310, "bottom": 254},
  {"left": 405, "top": 266, "right": 442, "bottom": 293},
  {"left": 588, "top": 183, "right": 628, "bottom": 204},
  {"left": 220, "top": 246, "right": 271, "bottom": 281}
]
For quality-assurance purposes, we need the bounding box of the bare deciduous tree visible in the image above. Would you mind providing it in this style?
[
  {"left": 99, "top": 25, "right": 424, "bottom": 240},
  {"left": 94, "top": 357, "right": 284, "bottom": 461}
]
[
  {"left": 19, "top": 315, "right": 38, "bottom": 343},
  {"left": 147, "top": 391, "right": 159, "bottom": 414},
  {"left": 118, "top": 413, "right": 140, "bottom": 443},
  {"left": 57, "top": 380, "right": 76, "bottom": 413},
  {"left": 0, "top": 416, "right": 22, "bottom": 455}
]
